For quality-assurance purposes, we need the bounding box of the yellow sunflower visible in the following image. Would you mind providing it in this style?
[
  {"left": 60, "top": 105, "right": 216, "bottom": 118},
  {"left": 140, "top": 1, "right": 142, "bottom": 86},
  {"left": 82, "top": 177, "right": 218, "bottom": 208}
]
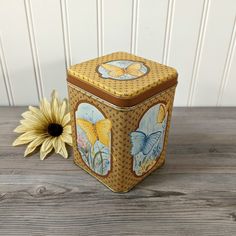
[{"left": 12, "top": 90, "right": 72, "bottom": 160}]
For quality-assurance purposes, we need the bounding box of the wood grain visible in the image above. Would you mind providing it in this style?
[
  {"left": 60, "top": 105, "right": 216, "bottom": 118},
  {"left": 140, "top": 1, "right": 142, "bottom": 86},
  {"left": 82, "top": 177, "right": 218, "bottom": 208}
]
[{"left": 0, "top": 107, "right": 236, "bottom": 236}]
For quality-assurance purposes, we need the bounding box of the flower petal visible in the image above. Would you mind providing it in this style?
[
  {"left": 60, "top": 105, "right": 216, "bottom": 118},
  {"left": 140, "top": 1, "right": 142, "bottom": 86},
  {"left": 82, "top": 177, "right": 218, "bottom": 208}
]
[
  {"left": 20, "top": 112, "right": 46, "bottom": 130},
  {"left": 14, "top": 124, "right": 29, "bottom": 133},
  {"left": 52, "top": 137, "right": 60, "bottom": 153},
  {"left": 61, "top": 113, "right": 70, "bottom": 126},
  {"left": 40, "top": 98, "right": 52, "bottom": 123},
  {"left": 12, "top": 131, "right": 40, "bottom": 146},
  {"left": 61, "top": 132, "right": 72, "bottom": 146},
  {"left": 24, "top": 135, "right": 46, "bottom": 157},
  {"left": 20, "top": 119, "right": 45, "bottom": 131},
  {"left": 63, "top": 98, "right": 69, "bottom": 113},
  {"left": 51, "top": 96, "right": 60, "bottom": 123},
  {"left": 22, "top": 110, "right": 47, "bottom": 126},
  {"left": 57, "top": 138, "right": 68, "bottom": 158},
  {"left": 59, "top": 100, "right": 66, "bottom": 123},
  {"left": 63, "top": 125, "right": 72, "bottom": 134},
  {"left": 53, "top": 137, "right": 68, "bottom": 158},
  {"left": 29, "top": 106, "right": 48, "bottom": 124},
  {"left": 51, "top": 90, "right": 60, "bottom": 102},
  {"left": 40, "top": 137, "right": 53, "bottom": 160}
]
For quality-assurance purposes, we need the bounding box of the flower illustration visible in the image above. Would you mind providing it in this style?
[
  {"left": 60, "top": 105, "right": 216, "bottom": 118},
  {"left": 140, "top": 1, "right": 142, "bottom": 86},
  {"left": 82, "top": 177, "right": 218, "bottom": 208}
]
[
  {"left": 77, "top": 134, "right": 87, "bottom": 149},
  {"left": 138, "top": 159, "right": 156, "bottom": 176},
  {"left": 152, "top": 144, "right": 161, "bottom": 157},
  {"left": 12, "top": 90, "right": 72, "bottom": 160}
]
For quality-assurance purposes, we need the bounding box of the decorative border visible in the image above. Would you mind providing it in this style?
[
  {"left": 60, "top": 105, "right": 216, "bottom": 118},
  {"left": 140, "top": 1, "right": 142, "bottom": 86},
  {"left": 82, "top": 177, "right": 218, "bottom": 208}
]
[
  {"left": 130, "top": 100, "right": 170, "bottom": 178},
  {"left": 73, "top": 99, "right": 113, "bottom": 178}
]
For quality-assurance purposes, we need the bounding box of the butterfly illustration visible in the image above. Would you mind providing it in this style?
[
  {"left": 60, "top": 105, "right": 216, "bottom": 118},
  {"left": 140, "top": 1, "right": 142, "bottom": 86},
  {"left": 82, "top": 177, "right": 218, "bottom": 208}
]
[
  {"left": 101, "top": 62, "right": 145, "bottom": 79},
  {"left": 156, "top": 102, "right": 170, "bottom": 123},
  {"left": 130, "top": 130, "right": 162, "bottom": 156},
  {"left": 76, "top": 118, "right": 112, "bottom": 149}
]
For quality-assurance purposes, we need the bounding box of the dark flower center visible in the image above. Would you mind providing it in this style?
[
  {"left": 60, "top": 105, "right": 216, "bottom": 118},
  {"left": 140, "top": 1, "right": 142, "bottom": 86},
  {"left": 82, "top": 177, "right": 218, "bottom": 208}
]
[{"left": 47, "top": 123, "right": 63, "bottom": 137}]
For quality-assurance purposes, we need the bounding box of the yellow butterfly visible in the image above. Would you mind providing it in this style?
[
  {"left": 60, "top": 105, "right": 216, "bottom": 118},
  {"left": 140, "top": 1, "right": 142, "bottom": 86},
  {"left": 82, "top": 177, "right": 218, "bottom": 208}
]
[
  {"left": 101, "top": 62, "right": 144, "bottom": 78},
  {"left": 76, "top": 118, "right": 112, "bottom": 148},
  {"left": 156, "top": 102, "right": 170, "bottom": 123}
]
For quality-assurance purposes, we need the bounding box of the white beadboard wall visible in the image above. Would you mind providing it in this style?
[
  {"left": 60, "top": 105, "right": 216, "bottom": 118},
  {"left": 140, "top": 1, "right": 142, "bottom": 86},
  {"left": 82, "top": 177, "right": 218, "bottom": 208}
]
[{"left": 0, "top": 0, "right": 236, "bottom": 106}]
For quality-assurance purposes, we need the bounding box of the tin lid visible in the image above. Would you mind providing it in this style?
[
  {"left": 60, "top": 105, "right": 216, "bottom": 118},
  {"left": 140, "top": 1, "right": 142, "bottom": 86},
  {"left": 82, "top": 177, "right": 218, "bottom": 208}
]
[{"left": 67, "top": 51, "right": 178, "bottom": 107}]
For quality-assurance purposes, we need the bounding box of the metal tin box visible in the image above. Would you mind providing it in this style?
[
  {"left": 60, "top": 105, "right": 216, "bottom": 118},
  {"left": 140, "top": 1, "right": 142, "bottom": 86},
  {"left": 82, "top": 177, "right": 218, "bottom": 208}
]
[{"left": 67, "top": 52, "right": 178, "bottom": 192}]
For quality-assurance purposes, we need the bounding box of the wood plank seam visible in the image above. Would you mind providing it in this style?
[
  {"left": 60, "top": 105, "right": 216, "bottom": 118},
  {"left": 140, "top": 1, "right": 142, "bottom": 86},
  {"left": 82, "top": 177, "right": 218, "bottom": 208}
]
[
  {"left": 216, "top": 16, "right": 236, "bottom": 106},
  {"left": 60, "top": 0, "right": 72, "bottom": 68},
  {"left": 130, "top": 0, "right": 139, "bottom": 54},
  {"left": 96, "top": 0, "right": 104, "bottom": 57},
  {"left": 162, "top": 0, "right": 175, "bottom": 65},
  {"left": 0, "top": 35, "right": 14, "bottom": 106},
  {"left": 187, "top": 0, "right": 211, "bottom": 106},
  {"left": 24, "top": 0, "right": 44, "bottom": 101}
]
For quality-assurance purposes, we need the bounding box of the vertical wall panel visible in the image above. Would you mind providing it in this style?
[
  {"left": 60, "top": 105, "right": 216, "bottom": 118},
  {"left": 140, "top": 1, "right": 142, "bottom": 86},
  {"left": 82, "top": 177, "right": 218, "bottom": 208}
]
[
  {"left": 0, "top": 70, "right": 9, "bottom": 106},
  {"left": 137, "top": 0, "right": 168, "bottom": 62},
  {"left": 221, "top": 44, "right": 236, "bottom": 106},
  {"left": 191, "top": 0, "right": 236, "bottom": 106},
  {"left": 67, "top": 0, "right": 98, "bottom": 64},
  {"left": 103, "top": 0, "right": 133, "bottom": 54},
  {"left": 0, "top": 0, "right": 39, "bottom": 105},
  {"left": 30, "top": 0, "right": 67, "bottom": 99},
  {"left": 0, "top": 35, "right": 12, "bottom": 106},
  {"left": 168, "top": 0, "right": 204, "bottom": 106},
  {"left": 218, "top": 17, "right": 236, "bottom": 106},
  {"left": 0, "top": 0, "right": 236, "bottom": 106}
]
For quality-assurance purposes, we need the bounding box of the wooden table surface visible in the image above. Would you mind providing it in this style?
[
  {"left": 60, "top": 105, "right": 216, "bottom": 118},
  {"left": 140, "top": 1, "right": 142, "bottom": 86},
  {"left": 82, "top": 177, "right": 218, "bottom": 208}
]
[{"left": 0, "top": 107, "right": 236, "bottom": 236}]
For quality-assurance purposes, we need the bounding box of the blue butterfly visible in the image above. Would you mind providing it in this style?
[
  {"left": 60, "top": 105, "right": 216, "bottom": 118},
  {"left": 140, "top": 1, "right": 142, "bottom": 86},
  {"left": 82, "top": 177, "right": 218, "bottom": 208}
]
[{"left": 130, "top": 130, "right": 162, "bottom": 156}]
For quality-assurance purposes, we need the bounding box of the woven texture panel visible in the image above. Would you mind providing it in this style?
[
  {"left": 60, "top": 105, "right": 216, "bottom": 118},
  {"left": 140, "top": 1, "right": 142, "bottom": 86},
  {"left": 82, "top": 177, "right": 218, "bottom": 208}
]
[{"left": 68, "top": 84, "right": 176, "bottom": 192}]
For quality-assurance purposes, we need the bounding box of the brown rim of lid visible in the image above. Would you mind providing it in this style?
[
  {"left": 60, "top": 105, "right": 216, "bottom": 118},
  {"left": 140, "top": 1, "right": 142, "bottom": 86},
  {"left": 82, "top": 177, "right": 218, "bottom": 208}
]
[{"left": 67, "top": 74, "right": 178, "bottom": 108}]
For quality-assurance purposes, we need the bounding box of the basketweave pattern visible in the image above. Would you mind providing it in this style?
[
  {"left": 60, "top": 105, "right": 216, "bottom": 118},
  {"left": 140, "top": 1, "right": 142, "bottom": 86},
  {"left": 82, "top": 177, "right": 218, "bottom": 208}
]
[
  {"left": 68, "top": 84, "right": 176, "bottom": 192},
  {"left": 68, "top": 51, "right": 177, "bottom": 98}
]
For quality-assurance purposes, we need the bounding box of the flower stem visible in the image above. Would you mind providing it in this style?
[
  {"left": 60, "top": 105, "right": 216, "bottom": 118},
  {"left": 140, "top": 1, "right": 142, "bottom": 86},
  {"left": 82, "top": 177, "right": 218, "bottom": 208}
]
[{"left": 99, "top": 150, "right": 103, "bottom": 175}]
